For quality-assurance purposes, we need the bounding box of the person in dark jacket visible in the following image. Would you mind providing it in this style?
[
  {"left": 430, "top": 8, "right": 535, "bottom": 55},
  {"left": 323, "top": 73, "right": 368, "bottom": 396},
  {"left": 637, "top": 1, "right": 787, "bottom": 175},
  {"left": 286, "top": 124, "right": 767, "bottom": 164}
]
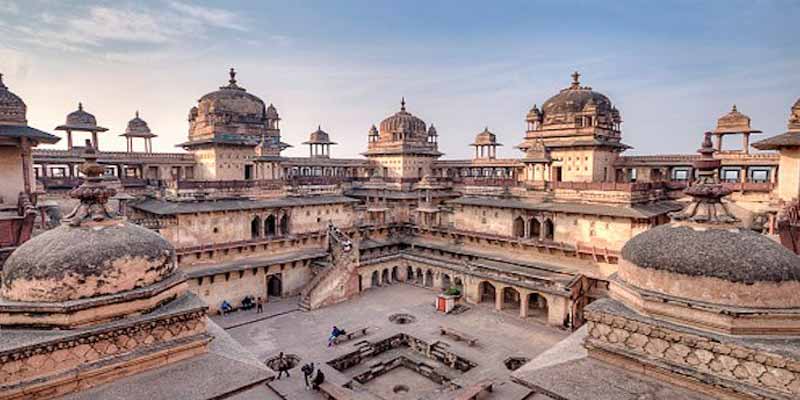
[
  {"left": 312, "top": 369, "right": 325, "bottom": 390},
  {"left": 275, "top": 352, "right": 291, "bottom": 379}
]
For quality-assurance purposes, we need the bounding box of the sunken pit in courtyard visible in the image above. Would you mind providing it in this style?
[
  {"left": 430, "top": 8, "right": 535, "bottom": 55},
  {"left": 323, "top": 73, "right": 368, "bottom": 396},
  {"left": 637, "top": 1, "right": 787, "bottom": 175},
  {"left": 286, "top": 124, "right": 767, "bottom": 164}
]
[{"left": 327, "top": 333, "right": 477, "bottom": 398}]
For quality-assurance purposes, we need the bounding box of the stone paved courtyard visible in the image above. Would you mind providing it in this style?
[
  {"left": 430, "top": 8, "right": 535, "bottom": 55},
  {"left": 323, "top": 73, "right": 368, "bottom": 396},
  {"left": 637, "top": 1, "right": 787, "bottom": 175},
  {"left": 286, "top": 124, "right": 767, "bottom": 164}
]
[{"left": 220, "top": 284, "right": 568, "bottom": 399}]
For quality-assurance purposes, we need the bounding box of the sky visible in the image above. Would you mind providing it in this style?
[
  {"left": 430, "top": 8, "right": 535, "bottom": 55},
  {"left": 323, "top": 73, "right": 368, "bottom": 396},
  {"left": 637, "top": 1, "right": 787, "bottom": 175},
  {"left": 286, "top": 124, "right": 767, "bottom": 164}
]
[{"left": 0, "top": 0, "right": 798, "bottom": 158}]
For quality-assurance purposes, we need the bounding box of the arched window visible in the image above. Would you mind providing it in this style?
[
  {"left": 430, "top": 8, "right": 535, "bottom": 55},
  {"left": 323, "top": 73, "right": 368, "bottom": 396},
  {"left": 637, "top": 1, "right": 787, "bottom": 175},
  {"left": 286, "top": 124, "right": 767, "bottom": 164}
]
[
  {"left": 280, "top": 214, "right": 290, "bottom": 236},
  {"left": 251, "top": 216, "right": 262, "bottom": 239},
  {"left": 513, "top": 216, "right": 525, "bottom": 238},
  {"left": 265, "top": 215, "right": 277, "bottom": 237},
  {"left": 529, "top": 219, "right": 541, "bottom": 239},
  {"left": 543, "top": 219, "right": 554, "bottom": 241}
]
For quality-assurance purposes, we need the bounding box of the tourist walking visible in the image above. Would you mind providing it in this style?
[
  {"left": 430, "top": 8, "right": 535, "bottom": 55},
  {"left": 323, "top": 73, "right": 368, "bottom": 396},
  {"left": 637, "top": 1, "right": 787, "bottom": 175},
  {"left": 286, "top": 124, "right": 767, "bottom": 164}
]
[
  {"left": 256, "top": 296, "right": 264, "bottom": 313},
  {"left": 275, "top": 352, "right": 291, "bottom": 379}
]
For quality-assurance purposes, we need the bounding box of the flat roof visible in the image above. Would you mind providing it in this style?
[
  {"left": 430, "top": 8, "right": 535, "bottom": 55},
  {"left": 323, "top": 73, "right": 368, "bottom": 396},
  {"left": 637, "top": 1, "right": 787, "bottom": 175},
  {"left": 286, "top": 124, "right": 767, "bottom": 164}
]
[
  {"left": 448, "top": 196, "right": 683, "bottom": 219},
  {"left": 131, "top": 195, "right": 360, "bottom": 215}
]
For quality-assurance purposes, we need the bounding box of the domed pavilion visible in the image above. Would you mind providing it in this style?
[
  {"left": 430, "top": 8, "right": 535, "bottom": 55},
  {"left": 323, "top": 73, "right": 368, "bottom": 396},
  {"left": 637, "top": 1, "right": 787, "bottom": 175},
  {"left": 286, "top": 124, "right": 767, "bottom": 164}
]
[
  {"left": 0, "top": 145, "right": 274, "bottom": 399},
  {"left": 516, "top": 72, "right": 629, "bottom": 183},
  {"left": 513, "top": 132, "right": 800, "bottom": 400},
  {"left": 120, "top": 111, "right": 157, "bottom": 153}
]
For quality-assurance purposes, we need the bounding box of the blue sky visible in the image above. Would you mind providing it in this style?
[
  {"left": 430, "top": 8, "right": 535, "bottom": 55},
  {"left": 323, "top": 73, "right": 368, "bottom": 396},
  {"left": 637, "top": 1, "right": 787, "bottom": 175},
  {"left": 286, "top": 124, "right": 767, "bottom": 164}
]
[{"left": 0, "top": 0, "right": 798, "bottom": 158}]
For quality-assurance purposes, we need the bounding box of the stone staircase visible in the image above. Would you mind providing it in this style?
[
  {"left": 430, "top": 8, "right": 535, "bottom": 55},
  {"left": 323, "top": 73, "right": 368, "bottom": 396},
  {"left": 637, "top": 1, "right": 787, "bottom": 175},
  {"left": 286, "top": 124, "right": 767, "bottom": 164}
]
[{"left": 298, "top": 224, "right": 360, "bottom": 311}]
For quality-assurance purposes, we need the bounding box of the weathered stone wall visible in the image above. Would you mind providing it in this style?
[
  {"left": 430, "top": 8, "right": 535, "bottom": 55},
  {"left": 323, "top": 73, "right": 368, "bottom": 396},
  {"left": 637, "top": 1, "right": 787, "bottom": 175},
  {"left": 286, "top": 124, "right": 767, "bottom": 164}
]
[
  {"left": 585, "top": 304, "right": 800, "bottom": 398},
  {"left": 0, "top": 310, "right": 208, "bottom": 399},
  {"left": 188, "top": 261, "right": 311, "bottom": 312},
  {"left": 0, "top": 146, "right": 25, "bottom": 206},
  {"left": 777, "top": 148, "right": 800, "bottom": 202}
]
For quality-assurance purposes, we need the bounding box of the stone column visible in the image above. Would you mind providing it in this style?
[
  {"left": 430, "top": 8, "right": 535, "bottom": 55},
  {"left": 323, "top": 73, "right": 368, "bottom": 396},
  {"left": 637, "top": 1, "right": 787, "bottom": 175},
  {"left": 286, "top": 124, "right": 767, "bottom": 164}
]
[
  {"left": 715, "top": 134, "right": 723, "bottom": 152},
  {"left": 520, "top": 292, "right": 529, "bottom": 318},
  {"left": 66, "top": 130, "right": 73, "bottom": 150},
  {"left": 743, "top": 133, "right": 750, "bottom": 154},
  {"left": 495, "top": 286, "right": 503, "bottom": 311}
]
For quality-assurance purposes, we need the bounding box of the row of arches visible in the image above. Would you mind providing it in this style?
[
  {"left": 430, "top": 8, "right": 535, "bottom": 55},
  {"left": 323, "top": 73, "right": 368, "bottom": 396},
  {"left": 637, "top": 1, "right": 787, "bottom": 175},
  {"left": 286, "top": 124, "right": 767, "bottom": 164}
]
[
  {"left": 251, "top": 214, "right": 290, "bottom": 239},
  {"left": 512, "top": 216, "right": 554, "bottom": 241},
  {"left": 478, "top": 281, "right": 549, "bottom": 320}
]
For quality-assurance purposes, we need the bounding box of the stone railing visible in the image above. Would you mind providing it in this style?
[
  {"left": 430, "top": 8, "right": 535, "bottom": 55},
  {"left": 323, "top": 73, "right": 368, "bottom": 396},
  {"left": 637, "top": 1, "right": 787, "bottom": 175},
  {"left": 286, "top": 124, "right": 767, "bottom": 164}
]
[
  {"left": 454, "top": 178, "right": 520, "bottom": 187},
  {"left": 721, "top": 182, "right": 775, "bottom": 192},
  {"left": 173, "top": 179, "right": 283, "bottom": 190}
]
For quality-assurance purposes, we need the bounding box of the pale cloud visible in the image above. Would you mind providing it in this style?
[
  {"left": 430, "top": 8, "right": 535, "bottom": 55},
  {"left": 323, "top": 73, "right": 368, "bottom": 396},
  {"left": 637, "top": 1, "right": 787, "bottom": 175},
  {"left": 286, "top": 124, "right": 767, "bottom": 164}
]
[
  {"left": 0, "top": 1, "right": 19, "bottom": 16},
  {"left": 167, "top": 0, "right": 246, "bottom": 31},
  {"left": 1, "top": 1, "right": 250, "bottom": 57}
]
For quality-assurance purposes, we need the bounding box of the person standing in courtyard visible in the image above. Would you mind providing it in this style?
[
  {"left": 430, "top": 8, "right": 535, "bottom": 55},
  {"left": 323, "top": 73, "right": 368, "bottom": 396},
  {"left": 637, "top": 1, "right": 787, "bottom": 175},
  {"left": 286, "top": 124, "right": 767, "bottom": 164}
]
[
  {"left": 256, "top": 296, "right": 264, "bottom": 313},
  {"left": 301, "top": 362, "right": 315, "bottom": 389},
  {"left": 275, "top": 352, "right": 290, "bottom": 379}
]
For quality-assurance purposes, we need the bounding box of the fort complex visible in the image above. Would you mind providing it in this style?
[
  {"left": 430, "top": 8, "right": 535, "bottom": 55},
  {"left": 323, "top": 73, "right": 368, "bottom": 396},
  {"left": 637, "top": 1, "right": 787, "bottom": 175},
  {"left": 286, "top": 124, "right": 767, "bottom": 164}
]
[{"left": 0, "top": 68, "right": 799, "bottom": 400}]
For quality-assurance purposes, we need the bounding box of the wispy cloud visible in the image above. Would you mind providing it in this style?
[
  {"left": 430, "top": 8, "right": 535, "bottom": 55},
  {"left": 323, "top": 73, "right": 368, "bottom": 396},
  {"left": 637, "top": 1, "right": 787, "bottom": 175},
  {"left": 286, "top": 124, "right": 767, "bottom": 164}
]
[
  {"left": 0, "top": 1, "right": 250, "bottom": 56},
  {"left": 0, "top": 1, "right": 19, "bottom": 16}
]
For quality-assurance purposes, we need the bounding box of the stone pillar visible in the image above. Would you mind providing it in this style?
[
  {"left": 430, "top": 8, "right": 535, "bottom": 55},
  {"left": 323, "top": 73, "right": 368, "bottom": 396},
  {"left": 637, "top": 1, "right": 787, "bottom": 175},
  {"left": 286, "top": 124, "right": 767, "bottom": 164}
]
[
  {"left": 520, "top": 291, "right": 529, "bottom": 318},
  {"left": 743, "top": 133, "right": 750, "bottom": 154},
  {"left": 66, "top": 130, "right": 73, "bottom": 150},
  {"left": 92, "top": 131, "right": 99, "bottom": 150},
  {"left": 715, "top": 134, "right": 723, "bottom": 152},
  {"left": 495, "top": 286, "right": 503, "bottom": 311}
]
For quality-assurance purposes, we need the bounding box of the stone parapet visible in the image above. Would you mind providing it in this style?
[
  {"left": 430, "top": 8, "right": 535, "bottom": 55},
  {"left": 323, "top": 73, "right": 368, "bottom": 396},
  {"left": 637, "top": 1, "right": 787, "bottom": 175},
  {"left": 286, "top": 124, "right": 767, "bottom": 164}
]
[{"left": 584, "top": 298, "right": 800, "bottom": 400}]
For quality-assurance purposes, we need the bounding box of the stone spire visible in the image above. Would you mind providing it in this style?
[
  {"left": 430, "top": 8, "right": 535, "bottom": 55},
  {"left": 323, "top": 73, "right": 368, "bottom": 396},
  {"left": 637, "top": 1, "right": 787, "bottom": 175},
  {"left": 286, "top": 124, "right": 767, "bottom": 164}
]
[
  {"left": 229, "top": 67, "right": 237, "bottom": 86},
  {"left": 400, "top": 97, "right": 406, "bottom": 112},
  {"left": 570, "top": 71, "right": 580, "bottom": 88},
  {"left": 64, "top": 140, "right": 118, "bottom": 226},
  {"left": 0, "top": 72, "right": 5, "bottom": 89},
  {"left": 671, "top": 132, "right": 738, "bottom": 225}
]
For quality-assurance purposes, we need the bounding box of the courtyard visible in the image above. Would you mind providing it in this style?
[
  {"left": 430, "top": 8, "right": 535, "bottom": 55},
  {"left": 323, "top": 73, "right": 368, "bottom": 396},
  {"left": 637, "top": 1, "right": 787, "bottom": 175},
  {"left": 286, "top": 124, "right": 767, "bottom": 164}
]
[{"left": 221, "top": 284, "right": 568, "bottom": 399}]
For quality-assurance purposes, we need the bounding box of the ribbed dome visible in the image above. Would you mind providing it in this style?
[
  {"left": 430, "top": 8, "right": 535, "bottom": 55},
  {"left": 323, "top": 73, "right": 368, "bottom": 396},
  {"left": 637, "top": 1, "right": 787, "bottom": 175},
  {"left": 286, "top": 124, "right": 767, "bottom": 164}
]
[
  {"left": 304, "top": 125, "right": 335, "bottom": 144},
  {"left": 0, "top": 73, "right": 27, "bottom": 125},
  {"left": 56, "top": 102, "right": 107, "bottom": 132},
  {"left": 123, "top": 111, "right": 155, "bottom": 137},
  {"left": 542, "top": 80, "right": 613, "bottom": 116},
  {"left": 67, "top": 103, "right": 97, "bottom": 127},
  {"left": 1, "top": 221, "right": 178, "bottom": 302},
  {"left": 197, "top": 68, "right": 266, "bottom": 120},
  {"left": 473, "top": 127, "right": 498, "bottom": 145},
  {"left": 379, "top": 98, "right": 427, "bottom": 137}
]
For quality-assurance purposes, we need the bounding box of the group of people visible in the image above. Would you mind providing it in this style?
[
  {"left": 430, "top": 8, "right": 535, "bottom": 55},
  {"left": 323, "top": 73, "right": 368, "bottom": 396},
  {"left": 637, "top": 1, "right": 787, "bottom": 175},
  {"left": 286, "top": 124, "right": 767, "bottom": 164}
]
[
  {"left": 219, "top": 296, "right": 265, "bottom": 316},
  {"left": 273, "top": 353, "right": 325, "bottom": 390}
]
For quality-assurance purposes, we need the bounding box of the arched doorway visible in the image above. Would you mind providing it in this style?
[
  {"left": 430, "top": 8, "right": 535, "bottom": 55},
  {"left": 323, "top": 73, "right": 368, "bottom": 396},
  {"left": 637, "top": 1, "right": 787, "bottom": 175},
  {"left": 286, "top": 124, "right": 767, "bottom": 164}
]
[
  {"left": 266, "top": 274, "right": 282, "bottom": 298},
  {"left": 279, "top": 214, "right": 290, "bottom": 236},
  {"left": 382, "top": 269, "right": 390, "bottom": 285},
  {"left": 454, "top": 277, "right": 464, "bottom": 292},
  {"left": 479, "top": 281, "right": 496, "bottom": 304},
  {"left": 251, "top": 216, "right": 262, "bottom": 239},
  {"left": 406, "top": 266, "right": 414, "bottom": 282},
  {"left": 529, "top": 219, "right": 541, "bottom": 239},
  {"left": 441, "top": 274, "right": 452, "bottom": 290},
  {"left": 265, "top": 215, "right": 277, "bottom": 237},
  {"left": 513, "top": 216, "right": 525, "bottom": 238},
  {"left": 502, "top": 287, "right": 521, "bottom": 312},
  {"left": 371, "top": 271, "right": 379, "bottom": 288},
  {"left": 391, "top": 266, "right": 399, "bottom": 282},
  {"left": 416, "top": 268, "right": 423, "bottom": 285},
  {"left": 527, "top": 293, "right": 549, "bottom": 321},
  {"left": 424, "top": 270, "right": 433, "bottom": 288},
  {"left": 543, "top": 219, "right": 554, "bottom": 241}
]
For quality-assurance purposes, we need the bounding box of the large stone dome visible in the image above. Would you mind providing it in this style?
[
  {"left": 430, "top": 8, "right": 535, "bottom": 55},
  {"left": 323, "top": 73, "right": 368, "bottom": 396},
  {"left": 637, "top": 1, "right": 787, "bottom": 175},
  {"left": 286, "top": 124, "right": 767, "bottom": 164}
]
[
  {"left": 196, "top": 68, "right": 266, "bottom": 121},
  {"left": 379, "top": 98, "right": 427, "bottom": 137},
  {"left": 0, "top": 73, "right": 27, "bottom": 125},
  {"left": 1, "top": 221, "right": 178, "bottom": 303},
  {"left": 541, "top": 73, "right": 614, "bottom": 116},
  {"left": 622, "top": 224, "right": 800, "bottom": 284}
]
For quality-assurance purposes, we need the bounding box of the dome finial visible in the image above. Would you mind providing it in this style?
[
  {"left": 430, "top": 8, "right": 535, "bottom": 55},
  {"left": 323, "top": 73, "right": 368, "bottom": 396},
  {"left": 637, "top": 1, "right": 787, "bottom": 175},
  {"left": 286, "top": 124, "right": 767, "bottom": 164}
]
[
  {"left": 732, "top": 104, "right": 738, "bottom": 112},
  {"left": 0, "top": 72, "right": 5, "bottom": 88},
  {"left": 671, "top": 131, "right": 738, "bottom": 225},
  {"left": 135, "top": 110, "right": 139, "bottom": 118},
  {"left": 78, "top": 102, "right": 83, "bottom": 111},
  {"left": 571, "top": 71, "right": 581, "bottom": 88},
  {"left": 229, "top": 67, "right": 237, "bottom": 85},
  {"left": 64, "top": 140, "right": 118, "bottom": 227},
  {"left": 401, "top": 97, "right": 406, "bottom": 111}
]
